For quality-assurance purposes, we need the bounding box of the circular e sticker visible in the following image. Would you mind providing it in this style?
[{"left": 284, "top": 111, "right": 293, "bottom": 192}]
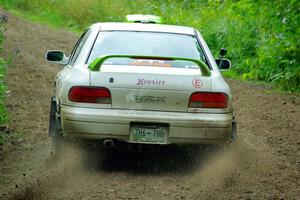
[{"left": 192, "top": 79, "right": 203, "bottom": 88}]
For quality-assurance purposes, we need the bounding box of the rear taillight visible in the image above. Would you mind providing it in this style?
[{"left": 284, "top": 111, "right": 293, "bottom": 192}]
[
  {"left": 189, "top": 92, "right": 228, "bottom": 108},
  {"left": 68, "top": 86, "right": 111, "bottom": 104}
]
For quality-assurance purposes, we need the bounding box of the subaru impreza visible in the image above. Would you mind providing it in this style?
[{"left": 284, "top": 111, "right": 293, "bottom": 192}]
[{"left": 47, "top": 15, "right": 236, "bottom": 153}]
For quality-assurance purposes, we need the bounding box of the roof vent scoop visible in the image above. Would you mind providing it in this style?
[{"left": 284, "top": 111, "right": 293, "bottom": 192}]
[{"left": 126, "top": 14, "right": 162, "bottom": 24}]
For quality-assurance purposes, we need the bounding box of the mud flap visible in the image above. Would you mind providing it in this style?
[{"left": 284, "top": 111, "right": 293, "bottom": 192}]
[
  {"left": 48, "top": 96, "right": 61, "bottom": 137},
  {"left": 231, "top": 118, "right": 237, "bottom": 141}
]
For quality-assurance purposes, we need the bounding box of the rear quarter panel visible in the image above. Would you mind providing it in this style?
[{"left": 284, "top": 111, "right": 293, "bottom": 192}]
[{"left": 56, "top": 65, "right": 90, "bottom": 106}]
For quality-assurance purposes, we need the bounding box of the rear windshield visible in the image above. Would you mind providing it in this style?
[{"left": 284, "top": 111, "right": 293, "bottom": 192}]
[{"left": 87, "top": 31, "right": 207, "bottom": 65}]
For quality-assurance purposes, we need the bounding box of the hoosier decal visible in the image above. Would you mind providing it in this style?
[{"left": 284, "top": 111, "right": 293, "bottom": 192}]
[{"left": 137, "top": 78, "right": 165, "bottom": 86}]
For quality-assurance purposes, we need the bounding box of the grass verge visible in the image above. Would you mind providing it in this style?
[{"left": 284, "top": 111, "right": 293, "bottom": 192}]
[{"left": 0, "top": 30, "right": 9, "bottom": 145}]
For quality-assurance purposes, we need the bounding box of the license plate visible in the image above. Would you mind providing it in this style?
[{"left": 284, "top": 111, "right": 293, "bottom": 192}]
[{"left": 130, "top": 126, "right": 168, "bottom": 144}]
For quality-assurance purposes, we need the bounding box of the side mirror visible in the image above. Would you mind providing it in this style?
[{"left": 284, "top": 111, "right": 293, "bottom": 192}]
[
  {"left": 215, "top": 58, "right": 231, "bottom": 70},
  {"left": 46, "top": 50, "right": 69, "bottom": 65},
  {"left": 219, "top": 48, "right": 227, "bottom": 58}
]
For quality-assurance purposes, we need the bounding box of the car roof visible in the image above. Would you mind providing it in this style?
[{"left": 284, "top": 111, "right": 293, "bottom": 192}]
[{"left": 90, "top": 22, "right": 196, "bottom": 35}]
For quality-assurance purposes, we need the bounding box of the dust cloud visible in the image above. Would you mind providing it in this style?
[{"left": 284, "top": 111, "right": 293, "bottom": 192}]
[{"left": 6, "top": 140, "right": 254, "bottom": 200}]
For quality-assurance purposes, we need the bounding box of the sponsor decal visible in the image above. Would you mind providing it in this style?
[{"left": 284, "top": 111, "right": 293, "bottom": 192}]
[
  {"left": 137, "top": 78, "right": 165, "bottom": 86},
  {"left": 192, "top": 79, "right": 203, "bottom": 88},
  {"left": 118, "top": 111, "right": 182, "bottom": 118},
  {"left": 134, "top": 95, "right": 166, "bottom": 103},
  {"left": 129, "top": 60, "right": 172, "bottom": 68}
]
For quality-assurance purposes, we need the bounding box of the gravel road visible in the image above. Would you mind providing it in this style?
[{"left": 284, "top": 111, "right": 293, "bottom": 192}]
[{"left": 0, "top": 8, "right": 299, "bottom": 200}]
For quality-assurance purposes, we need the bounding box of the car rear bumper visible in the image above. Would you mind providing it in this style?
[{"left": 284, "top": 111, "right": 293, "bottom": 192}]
[{"left": 60, "top": 105, "right": 234, "bottom": 144}]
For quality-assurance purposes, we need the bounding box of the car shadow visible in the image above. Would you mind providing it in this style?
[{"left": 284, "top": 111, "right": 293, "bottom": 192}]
[{"left": 82, "top": 141, "right": 221, "bottom": 175}]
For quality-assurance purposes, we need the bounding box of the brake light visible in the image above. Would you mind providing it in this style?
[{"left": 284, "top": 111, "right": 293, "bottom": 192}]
[
  {"left": 189, "top": 92, "right": 228, "bottom": 108},
  {"left": 68, "top": 86, "right": 111, "bottom": 104}
]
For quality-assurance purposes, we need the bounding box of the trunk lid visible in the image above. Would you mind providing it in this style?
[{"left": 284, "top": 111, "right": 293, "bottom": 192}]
[{"left": 90, "top": 64, "right": 211, "bottom": 112}]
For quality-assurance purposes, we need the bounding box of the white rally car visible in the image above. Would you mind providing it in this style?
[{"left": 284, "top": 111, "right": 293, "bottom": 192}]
[{"left": 47, "top": 15, "right": 236, "bottom": 153}]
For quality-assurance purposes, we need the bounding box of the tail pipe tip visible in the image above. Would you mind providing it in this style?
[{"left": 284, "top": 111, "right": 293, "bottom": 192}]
[{"left": 102, "top": 139, "right": 115, "bottom": 149}]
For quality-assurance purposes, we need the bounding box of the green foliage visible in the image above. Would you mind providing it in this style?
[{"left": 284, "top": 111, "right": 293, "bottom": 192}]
[
  {"left": 0, "top": 0, "right": 299, "bottom": 91},
  {"left": 0, "top": 25, "right": 8, "bottom": 145},
  {"left": 0, "top": 58, "right": 8, "bottom": 124}
]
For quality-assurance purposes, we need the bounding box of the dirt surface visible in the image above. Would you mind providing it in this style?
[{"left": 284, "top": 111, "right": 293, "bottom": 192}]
[{"left": 0, "top": 8, "right": 299, "bottom": 200}]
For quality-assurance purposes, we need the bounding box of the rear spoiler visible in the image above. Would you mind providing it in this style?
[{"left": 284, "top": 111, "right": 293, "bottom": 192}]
[{"left": 88, "top": 55, "right": 211, "bottom": 76}]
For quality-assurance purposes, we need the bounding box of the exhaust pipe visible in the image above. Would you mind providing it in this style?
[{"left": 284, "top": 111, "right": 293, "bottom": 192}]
[{"left": 102, "top": 139, "right": 115, "bottom": 149}]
